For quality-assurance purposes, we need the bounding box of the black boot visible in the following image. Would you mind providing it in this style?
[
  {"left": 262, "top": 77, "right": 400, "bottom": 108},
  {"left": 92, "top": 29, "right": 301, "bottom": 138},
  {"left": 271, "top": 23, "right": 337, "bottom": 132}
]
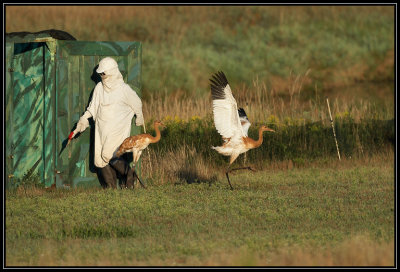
[
  {"left": 98, "top": 164, "right": 117, "bottom": 189},
  {"left": 110, "top": 158, "right": 134, "bottom": 189}
]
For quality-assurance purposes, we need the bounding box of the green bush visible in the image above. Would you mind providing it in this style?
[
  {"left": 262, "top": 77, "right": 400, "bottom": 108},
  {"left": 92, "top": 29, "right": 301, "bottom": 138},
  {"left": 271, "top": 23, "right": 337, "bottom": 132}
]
[{"left": 147, "top": 116, "right": 394, "bottom": 166}]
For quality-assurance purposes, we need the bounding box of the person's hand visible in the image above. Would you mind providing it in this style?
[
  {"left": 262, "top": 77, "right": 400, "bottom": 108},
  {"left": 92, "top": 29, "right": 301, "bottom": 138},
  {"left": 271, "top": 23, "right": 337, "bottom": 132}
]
[
  {"left": 72, "top": 115, "right": 89, "bottom": 136},
  {"left": 135, "top": 114, "right": 144, "bottom": 126}
]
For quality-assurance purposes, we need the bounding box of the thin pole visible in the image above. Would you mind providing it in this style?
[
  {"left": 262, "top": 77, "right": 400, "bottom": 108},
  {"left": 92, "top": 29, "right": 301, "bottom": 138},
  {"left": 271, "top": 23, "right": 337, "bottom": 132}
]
[{"left": 326, "top": 97, "right": 341, "bottom": 161}]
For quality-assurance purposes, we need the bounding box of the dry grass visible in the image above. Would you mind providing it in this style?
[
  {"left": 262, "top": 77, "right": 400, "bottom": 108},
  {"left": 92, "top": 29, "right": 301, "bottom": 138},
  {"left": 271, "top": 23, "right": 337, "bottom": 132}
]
[
  {"left": 140, "top": 146, "right": 217, "bottom": 185},
  {"left": 142, "top": 70, "right": 394, "bottom": 126},
  {"left": 5, "top": 6, "right": 394, "bottom": 37},
  {"left": 5, "top": 7, "right": 394, "bottom": 267},
  {"left": 6, "top": 235, "right": 394, "bottom": 266},
  {"left": 139, "top": 141, "right": 393, "bottom": 186},
  {"left": 191, "top": 235, "right": 395, "bottom": 266},
  {"left": 262, "top": 235, "right": 394, "bottom": 266},
  {"left": 264, "top": 236, "right": 394, "bottom": 266},
  {"left": 6, "top": 5, "right": 394, "bottom": 124},
  {"left": 143, "top": 90, "right": 212, "bottom": 123},
  {"left": 6, "top": 150, "right": 394, "bottom": 267}
]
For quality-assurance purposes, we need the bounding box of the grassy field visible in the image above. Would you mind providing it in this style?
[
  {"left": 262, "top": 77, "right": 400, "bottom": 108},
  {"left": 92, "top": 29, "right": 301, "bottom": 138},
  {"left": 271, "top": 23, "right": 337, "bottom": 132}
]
[
  {"left": 5, "top": 5, "right": 394, "bottom": 98},
  {"left": 6, "top": 153, "right": 394, "bottom": 266},
  {"left": 5, "top": 5, "right": 395, "bottom": 267}
]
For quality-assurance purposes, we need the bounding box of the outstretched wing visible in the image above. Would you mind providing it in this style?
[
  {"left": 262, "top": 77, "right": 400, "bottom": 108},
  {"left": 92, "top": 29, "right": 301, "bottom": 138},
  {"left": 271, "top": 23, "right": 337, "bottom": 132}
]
[
  {"left": 210, "top": 71, "right": 244, "bottom": 141},
  {"left": 238, "top": 108, "right": 251, "bottom": 137}
]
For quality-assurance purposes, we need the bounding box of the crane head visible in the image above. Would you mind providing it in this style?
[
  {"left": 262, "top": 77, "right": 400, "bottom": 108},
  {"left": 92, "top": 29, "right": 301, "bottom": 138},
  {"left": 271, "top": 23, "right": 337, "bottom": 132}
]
[
  {"left": 154, "top": 120, "right": 166, "bottom": 128},
  {"left": 261, "top": 125, "right": 275, "bottom": 132}
]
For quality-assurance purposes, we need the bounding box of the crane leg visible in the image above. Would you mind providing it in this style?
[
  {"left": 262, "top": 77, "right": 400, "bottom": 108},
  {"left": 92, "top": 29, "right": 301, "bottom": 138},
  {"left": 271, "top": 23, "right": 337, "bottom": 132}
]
[
  {"left": 229, "top": 166, "right": 256, "bottom": 172},
  {"left": 131, "top": 164, "right": 147, "bottom": 189},
  {"left": 225, "top": 166, "right": 256, "bottom": 190},
  {"left": 225, "top": 171, "right": 234, "bottom": 190},
  {"left": 133, "top": 170, "right": 147, "bottom": 189}
]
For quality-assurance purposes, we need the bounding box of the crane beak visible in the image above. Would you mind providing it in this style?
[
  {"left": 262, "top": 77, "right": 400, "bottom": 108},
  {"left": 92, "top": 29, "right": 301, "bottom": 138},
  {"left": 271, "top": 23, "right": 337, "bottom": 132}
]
[{"left": 266, "top": 127, "right": 275, "bottom": 132}]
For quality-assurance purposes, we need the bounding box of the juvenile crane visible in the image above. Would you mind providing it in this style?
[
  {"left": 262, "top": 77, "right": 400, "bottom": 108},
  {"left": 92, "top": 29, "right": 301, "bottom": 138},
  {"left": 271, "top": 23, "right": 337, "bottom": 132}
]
[
  {"left": 115, "top": 120, "right": 165, "bottom": 187},
  {"left": 210, "top": 71, "right": 275, "bottom": 189}
]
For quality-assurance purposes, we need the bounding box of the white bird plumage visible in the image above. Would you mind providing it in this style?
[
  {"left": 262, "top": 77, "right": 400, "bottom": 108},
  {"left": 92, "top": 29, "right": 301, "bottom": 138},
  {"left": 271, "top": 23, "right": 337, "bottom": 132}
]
[
  {"left": 210, "top": 71, "right": 252, "bottom": 158},
  {"left": 210, "top": 71, "right": 275, "bottom": 189}
]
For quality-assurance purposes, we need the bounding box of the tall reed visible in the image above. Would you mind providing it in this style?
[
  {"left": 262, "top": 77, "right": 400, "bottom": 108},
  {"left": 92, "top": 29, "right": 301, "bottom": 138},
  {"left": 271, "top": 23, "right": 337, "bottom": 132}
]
[{"left": 143, "top": 70, "right": 394, "bottom": 124}]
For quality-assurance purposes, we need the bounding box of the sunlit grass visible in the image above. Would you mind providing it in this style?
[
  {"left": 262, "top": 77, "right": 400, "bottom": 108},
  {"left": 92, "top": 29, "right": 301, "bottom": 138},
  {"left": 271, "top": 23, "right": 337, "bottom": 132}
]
[
  {"left": 6, "top": 159, "right": 394, "bottom": 266},
  {"left": 142, "top": 74, "right": 394, "bottom": 124},
  {"left": 5, "top": 5, "right": 394, "bottom": 97},
  {"left": 5, "top": 5, "right": 395, "bottom": 267}
]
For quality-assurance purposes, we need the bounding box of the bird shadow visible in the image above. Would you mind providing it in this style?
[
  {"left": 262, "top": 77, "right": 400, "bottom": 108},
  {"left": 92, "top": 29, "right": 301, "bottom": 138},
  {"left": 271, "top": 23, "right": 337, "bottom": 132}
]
[{"left": 175, "top": 168, "right": 217, "bottom": 186}]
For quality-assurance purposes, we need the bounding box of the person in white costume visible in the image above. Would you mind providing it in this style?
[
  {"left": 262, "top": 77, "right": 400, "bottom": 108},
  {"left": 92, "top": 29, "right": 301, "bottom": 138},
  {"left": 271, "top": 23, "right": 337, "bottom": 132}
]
[{"left": 72, "top": 57, "right": 144, "bottom": 188}]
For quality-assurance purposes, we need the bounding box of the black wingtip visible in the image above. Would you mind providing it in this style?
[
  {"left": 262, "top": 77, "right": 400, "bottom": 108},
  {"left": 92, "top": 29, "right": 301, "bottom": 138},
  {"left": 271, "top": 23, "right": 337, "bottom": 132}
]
[
  {"left": 210, "top": 71, "right": 229, "bottom": 100},
  {"left": 238, "top": 108, "right": 247, "bottom": 118}
]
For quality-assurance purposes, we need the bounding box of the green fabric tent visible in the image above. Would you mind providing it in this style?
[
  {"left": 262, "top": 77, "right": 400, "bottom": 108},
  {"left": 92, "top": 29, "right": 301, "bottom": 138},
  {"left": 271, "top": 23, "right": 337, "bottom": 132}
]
[{"left": 6, "top": 33, "right": 142, "bottom": 188}]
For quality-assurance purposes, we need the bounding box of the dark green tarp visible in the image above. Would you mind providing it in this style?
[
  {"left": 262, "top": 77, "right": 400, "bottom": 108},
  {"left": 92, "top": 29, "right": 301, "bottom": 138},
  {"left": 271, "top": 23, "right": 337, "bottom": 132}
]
[{"left": 6, "top": 35, "right": 142, "bottom": 188}]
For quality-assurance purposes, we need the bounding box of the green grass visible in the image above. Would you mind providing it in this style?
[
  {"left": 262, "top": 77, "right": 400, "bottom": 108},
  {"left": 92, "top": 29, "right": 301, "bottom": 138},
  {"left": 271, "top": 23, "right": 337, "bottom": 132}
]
[
  {"left": 146, "top": 116, "right": 394, "bottom": 166},
  {"left": 140, "top": 6, "right": 394, "bottom": 97},
  {"left": 6, "top": 162, "right": 394, "bottom": 266},
  {"left": 5, "top": 5, "right": 395, "bottom": 266},
  {"left": 5, "top": 6, "right": 395, "bottom": 97}
]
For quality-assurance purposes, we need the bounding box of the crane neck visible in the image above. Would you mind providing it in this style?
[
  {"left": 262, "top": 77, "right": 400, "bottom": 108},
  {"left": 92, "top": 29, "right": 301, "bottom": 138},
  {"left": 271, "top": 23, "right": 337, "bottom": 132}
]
[
  {"left": 149, "top": 124, "right": 162, "bottom": 143},
  {"left": 253, "top": 127, "right": 265, "bottom": 148}
]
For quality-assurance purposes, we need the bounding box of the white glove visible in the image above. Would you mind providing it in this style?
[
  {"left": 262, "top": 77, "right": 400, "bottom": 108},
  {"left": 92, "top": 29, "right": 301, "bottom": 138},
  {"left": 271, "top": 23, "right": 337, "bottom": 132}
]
[
  {"left": 135, "top": 113, "right": 144, "bottom": 126},
  {"left": 72, "top": 112, "right": 91, "bottom": 137}
]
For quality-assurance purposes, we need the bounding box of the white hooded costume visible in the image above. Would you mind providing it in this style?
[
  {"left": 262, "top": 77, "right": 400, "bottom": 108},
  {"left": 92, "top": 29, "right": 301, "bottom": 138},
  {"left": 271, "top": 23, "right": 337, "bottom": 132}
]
[{"left": 74, "top": 57, "right": 144, "bottom": 168}]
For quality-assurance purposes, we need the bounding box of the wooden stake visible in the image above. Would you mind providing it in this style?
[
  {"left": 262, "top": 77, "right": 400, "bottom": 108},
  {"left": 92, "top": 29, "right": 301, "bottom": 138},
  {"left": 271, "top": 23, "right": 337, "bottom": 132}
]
[{"left": 326, "top": 97, "right": 341, "bottom": 160}]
